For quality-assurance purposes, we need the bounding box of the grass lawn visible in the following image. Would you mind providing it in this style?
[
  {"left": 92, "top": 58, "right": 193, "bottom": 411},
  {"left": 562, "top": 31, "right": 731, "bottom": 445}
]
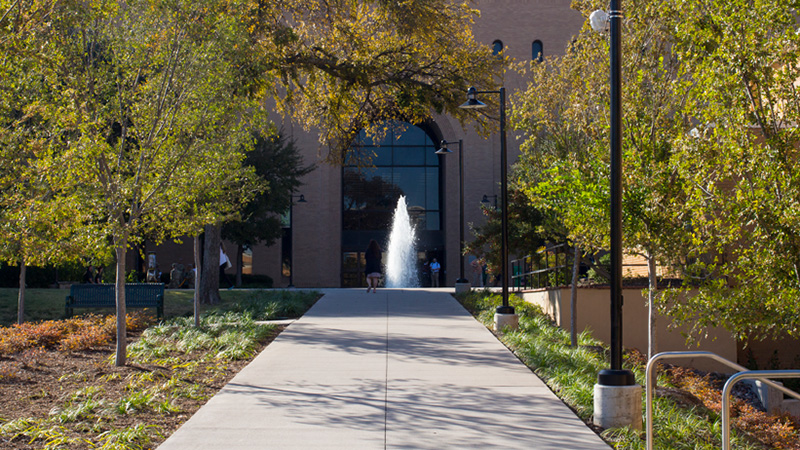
[{"left": 0, "top": 287, "right": 316, "bottom": 326}]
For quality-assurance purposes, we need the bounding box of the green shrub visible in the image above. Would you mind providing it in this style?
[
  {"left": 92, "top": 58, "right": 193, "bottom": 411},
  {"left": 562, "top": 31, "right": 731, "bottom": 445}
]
[
  {"left": 0, "top": 262, "right": 86, "bottom": 287},
  {"left": 238, "top": 274, "right": 273, "bottom": 288},
  {"left": 221, "top": 290, "right": 319, "bottom": 320},
  {"left": 94, "top": 424, "right": 159, "bottom": 450},
  {"left": 586, "top": 254, "right": 610, "bottom": 284},
  {"left": 129, "top": 311, "right": 278, "bottom": 363}
]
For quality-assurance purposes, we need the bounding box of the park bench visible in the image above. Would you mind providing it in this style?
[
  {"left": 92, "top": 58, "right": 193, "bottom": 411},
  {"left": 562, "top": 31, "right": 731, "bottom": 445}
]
[{"left": 65, "top": 283, "right": 164, "bottom": 318}]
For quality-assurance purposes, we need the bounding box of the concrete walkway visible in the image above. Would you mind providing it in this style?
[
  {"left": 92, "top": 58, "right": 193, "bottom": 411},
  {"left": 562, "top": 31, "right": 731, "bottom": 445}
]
[{"left": 157, "top": 289, "right": 610, "bottom": 449}]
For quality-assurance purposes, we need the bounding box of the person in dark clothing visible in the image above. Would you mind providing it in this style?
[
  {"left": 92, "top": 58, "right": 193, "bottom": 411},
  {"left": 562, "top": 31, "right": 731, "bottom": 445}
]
[
  {"left": 364, "top": 239, "right": 382, "bottom": 293},
  {"left": 82, "top": 266, "right": 95, "bottom": 284},
  {"left": 94, "top": 266, "right": 104, "bottom": 284},
  {"left": 219, "top": 244, "right": 233, "bottom": 289}
]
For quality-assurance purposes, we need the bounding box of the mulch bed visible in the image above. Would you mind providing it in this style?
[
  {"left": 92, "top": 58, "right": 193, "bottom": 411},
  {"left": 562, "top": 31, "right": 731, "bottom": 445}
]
[{"left": 0, "top": 330, "right": 281, "bottom": 449}]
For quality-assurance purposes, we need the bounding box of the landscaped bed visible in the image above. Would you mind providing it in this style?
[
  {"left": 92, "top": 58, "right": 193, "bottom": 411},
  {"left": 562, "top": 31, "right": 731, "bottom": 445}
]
[
  {"left": 0, "top": 290, "right": 319, "bottom": 449},
  {"left": 456, "top": 290, "right": 800, "bottom": 450}
]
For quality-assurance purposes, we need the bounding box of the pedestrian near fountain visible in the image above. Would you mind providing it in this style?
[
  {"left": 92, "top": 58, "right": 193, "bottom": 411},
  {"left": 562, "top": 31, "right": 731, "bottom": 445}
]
[
  {"left": 365, "top": 239, "right": 382, "bottom": 293},
  {"left": 421, "top": 261, "right": 431, "bottom": 286},
  {"left": 430, "top": 258, "right": 441, "bottom": 287}
]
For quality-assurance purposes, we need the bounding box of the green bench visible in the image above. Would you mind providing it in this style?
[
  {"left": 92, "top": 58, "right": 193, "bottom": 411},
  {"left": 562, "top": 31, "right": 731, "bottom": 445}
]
[{"left": 65, "top": 283, "right": 165, "bottom": 318}]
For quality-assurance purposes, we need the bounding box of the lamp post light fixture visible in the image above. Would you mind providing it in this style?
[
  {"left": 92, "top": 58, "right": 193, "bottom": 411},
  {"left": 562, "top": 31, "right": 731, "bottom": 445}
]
[
  {"left": 591, "top": 0, "right": 642, "bottom": 431},
  {"left": 481, "top": 194, "right": 498, "bottom": 210},
  {"left": 287, "top": 194, "right": 307, "bottom": 288},
  {"left": 436, "top": 139, "right": 469, "bottom": 286},
  {"left": 459, "top": 87, "right": 516, "bottom": 330},
  {"left": 589, "top": 9, "right": 610, "bottom": 33}
]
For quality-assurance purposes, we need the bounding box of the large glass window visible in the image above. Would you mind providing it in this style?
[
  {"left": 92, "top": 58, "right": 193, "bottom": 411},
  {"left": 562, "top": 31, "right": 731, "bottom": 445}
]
[
  {"left": 343, "top": 121, "right": 441, "bottom": 232},
  {"left": 341, "top": 121, "right": 443, "bottom": 287}
]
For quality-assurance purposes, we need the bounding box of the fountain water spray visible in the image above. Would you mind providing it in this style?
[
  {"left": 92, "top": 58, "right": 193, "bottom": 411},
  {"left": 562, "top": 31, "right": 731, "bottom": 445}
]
[{"left": 385, "top": 196, "right": 419, "bottom": 288}]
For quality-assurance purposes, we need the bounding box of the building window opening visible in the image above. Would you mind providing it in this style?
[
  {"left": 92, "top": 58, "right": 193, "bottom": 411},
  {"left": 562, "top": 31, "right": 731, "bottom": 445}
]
[
  {"left": 242, "top": 247, "right": 253, "bottom": 275},
  {"left": 492, "top": 40, "right": 503, "bottom": 56},
  {"left": 532, "top": 40, "right": 543, "bottom": 62}
]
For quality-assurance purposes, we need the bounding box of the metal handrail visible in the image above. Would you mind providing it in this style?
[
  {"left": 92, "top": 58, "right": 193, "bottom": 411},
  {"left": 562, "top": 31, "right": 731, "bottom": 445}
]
[
  {"left": 645, "top": 351, "right": 800, "bottom": 450},
  {"left": 721, "top": 370, "right": 800, "bottom": 450}
]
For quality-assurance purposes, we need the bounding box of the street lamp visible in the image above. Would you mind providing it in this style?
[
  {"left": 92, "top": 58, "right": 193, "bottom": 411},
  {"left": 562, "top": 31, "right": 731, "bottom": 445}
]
[
  {"left": 287, "top": 194, "right": 306, "bottom": 288},
  {"left": 591, "top": 0, "right": 641, "bottom": 431},
  {"left": 481, "top": 194, "right": 498, "bottom": 210},
  {"left": 593, "top": 0, "right": 632, "bottom": 386},
  {"left": 460, "top": 87, "right": 515, "bottom": 324},
  {"left": 436, "top": 139, "right": 469, "bottom": 285}
]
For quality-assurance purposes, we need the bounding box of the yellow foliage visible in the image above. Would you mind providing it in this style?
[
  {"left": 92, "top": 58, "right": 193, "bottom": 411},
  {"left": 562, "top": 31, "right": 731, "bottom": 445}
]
[{"left": 0, "top": 312, "right": 153, "bottom": 355}]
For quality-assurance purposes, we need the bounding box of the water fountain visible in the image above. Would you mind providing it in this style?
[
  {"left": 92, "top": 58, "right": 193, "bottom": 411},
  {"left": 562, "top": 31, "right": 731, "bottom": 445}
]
[{"left": 385, "top": 196, "right": 419, "bottom": 288}]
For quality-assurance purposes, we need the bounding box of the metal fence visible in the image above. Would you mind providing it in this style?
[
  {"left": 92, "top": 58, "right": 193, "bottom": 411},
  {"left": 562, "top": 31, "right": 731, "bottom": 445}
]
[
  {"left": 510, "top": 244, "right": 654, "bottom": 291},
  {"left": 510, "top": 243, "right": 573, "bottom": 291}
]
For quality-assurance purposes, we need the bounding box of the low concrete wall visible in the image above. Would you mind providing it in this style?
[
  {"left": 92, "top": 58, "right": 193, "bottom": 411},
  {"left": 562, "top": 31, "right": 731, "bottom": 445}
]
[{"left": 521, "top": 287, "right": 737, "bottom": 373}]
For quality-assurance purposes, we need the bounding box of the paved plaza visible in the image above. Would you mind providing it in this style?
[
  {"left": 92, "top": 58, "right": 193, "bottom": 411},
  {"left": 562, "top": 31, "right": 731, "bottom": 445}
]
[{"left": 157, "top": 289, "right": 611, "bottom": 449}]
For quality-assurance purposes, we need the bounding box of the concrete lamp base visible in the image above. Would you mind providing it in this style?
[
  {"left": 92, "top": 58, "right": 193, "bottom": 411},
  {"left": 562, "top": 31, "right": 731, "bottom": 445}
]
[
  {"left": 454, "top": 279, "right": 471, "bottom": 294},
  {"left": 494, "top": 313, "right": 519, "bottom": 332},
  {"left": 593, "top": 382, "right": 642, "bottom": 430}
]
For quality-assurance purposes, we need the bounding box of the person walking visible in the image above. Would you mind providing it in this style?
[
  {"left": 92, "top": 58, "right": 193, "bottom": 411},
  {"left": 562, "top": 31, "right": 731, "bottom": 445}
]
[
  {"left": 219, "top": 244, "right": 233, "bottom": 290},
  {"left": 430, "top": 258, "right": 441, "bottom": 287},
  {"left": 364, "top": 239, "right": 382, "bottom": 293},
  {"left": 94, "top": 266, "right": 104, "bottom": 284}
]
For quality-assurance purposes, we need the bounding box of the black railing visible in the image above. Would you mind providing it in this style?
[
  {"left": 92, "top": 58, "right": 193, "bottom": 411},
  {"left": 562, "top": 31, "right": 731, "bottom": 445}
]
[
  {"left": 511, "top": 245, "right": 656, "bottom": 291},
  {"left": 511, "top": 243, "right": 573, "bottom": 291}
]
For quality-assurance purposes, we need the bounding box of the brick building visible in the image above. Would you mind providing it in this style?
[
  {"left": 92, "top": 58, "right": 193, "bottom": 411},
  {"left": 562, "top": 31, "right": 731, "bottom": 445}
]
[{"left": 142, "top": 1, "right": 586, "bottom": 288}]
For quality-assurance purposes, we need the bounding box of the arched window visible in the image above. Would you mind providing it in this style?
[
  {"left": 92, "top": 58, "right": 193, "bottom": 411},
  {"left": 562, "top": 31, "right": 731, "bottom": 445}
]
[
  {"left": 492, "top": 40, "right": 503, "bottom": 56},
  {"left": 532, "top": 40, "right": 543, "bottom": 62}
]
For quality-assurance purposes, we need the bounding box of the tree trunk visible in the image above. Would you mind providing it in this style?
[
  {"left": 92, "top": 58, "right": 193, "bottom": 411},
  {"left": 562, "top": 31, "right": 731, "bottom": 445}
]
[
  {"left": 235, "top": 244, "right": 243, "bottom": 287},
  {"left": 114, "top": 241, "right": 128, "bottom": 367},
  {"left": 17, "top": 259, "right": 26, "bottom": 325},
  {"left": 199, "top": 223, "right": 221, "bottom": 304},
  {"left": 570, "top": 245, "right": 581, "bottom": 347},
  {"left": 194, "top": 234, "right": 202, "bottom": 327},
  {"left": 647, "top": 252, "right": 658, "bottom": 361}
]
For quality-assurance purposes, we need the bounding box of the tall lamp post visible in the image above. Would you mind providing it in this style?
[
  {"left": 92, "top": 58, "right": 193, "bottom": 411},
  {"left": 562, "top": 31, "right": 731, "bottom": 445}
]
[
  {"left": 435, "top": 139, "right": 469, "bottom": 286},
  {"left": 590, "top": 1, "right": 641, "bottom": 431},
  {"left": 287, "top": 194, "right": 306, "bottom": 288},
  {"left": 460, "top": 87, "right": 517, "bottom": 330}
]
